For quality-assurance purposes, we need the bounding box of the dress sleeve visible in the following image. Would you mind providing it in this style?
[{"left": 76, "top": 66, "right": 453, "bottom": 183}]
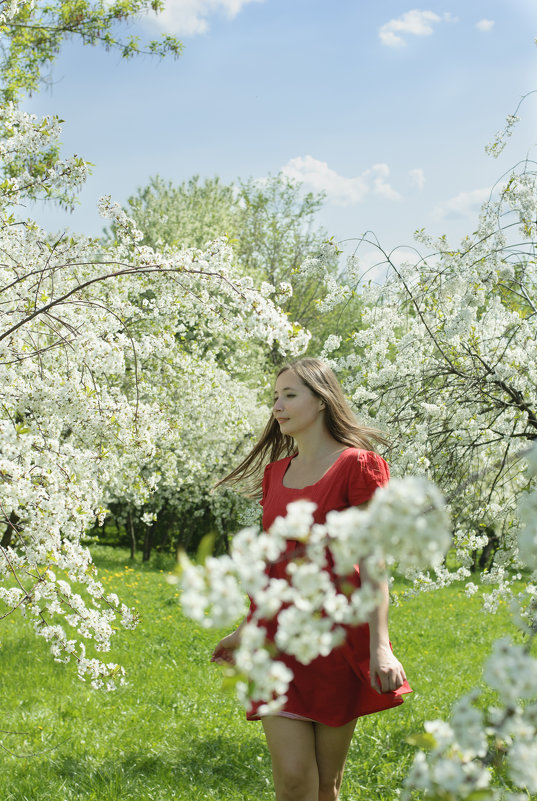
[
  {"left": 260, "top": 462, "right": 272, "bottom": 507},
  {"left": 348, "top": 451, "right": 390, "bottom": 507}
]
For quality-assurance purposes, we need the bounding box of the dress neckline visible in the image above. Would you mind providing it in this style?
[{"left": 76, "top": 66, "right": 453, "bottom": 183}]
[{"left": 281, "top": 448, "right": 353, "bottom": 491}]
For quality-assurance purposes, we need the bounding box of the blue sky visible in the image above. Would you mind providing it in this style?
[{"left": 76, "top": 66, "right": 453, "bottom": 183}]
[{"left": 25, "top": 0, "right": 537, "bottom": 257}]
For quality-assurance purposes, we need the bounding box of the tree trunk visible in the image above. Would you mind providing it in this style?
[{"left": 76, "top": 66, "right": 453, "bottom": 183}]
[
  {"left": 1, "top": 511, "right": 19, "bottom": 548},
  {"left": 143, "top": 523, "right": 154, "bottom": 562},
  {"left": 471, "top": 526, "right": 500, "bottom": 572},
  {"left": 128, "top": 511, "right": 136, "bottom": 560},
  {"left": 478, "top": 528, "right": 500, "bottom": 570}
]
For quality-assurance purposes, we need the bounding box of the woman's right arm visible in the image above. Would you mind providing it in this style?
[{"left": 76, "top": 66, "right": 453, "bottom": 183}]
[
  {"left": 211, "top": 617, "right": 247, "bottom": 664},
  {"left": 211, "top": 465, "right": 269, "bottom": 664}
]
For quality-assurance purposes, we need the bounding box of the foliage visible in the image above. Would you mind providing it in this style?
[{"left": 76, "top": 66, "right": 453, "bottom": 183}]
[
  {"left": 0, "top": 0, "right": 182, "bottom": 102},
  {"left": 113, "top": 174, "right": 238, "bottom": 251},
  {"left": 118, "top": 171, "right": 365, "bottom": 359}
]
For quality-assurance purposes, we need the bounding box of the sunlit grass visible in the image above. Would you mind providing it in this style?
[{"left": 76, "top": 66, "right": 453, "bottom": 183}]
[{"left": 0, "top": 546, "right": 532, "bottom": 800}]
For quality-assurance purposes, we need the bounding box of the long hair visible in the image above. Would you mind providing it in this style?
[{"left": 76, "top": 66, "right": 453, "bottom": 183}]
[{"left": 216, "top": 358, "right": 387, "bottom": 497}]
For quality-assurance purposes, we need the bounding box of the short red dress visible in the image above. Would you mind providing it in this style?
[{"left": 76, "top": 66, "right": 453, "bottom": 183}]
[{"left": 246, "top": 447, "right": 412, "bottom": 726}]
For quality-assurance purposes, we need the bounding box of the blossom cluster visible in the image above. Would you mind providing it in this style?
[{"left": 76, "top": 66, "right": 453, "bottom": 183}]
[
  {"left": 0, "top": 107, "right": 309, "bottom": 683},
  {"left": 307, "top": 150, "right": 537, "bottom": 606},
  {"left": 403, "top": 637, "right": 537, "bottom": 799},
  {"left": 180, "top": 479, "right": 451, "bottom": 711},
  {"left": 485, "top": 112, "right": 521, "bottom": 158},
  {"left": 0, "top": 0, "right": 20, "bottom": 24},
  {"left": 0, "top": 103, "right": 90, "bottom": 208}
]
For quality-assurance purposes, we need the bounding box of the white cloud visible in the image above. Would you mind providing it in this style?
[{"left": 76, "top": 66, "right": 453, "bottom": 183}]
[
  {"left": 409, "top": 167, "right": 425, "bottom": 190},
  {"left": 432, "top": 187, "right": 491, "bottom": 221},
  {"left": 379, "top": 9, "right": 456, "bottom": 48},
  {"left": 371, "top": 162, "right": 402, "bottom": 201},
  {"left": 151, "top": 0, "right": 263, "bottom": 35},
  {"left": 476, "top": 18, "right": 494, "bottom": 32},
  {"left": 281, "top": 156, "right": 402, "bottom": 205}
]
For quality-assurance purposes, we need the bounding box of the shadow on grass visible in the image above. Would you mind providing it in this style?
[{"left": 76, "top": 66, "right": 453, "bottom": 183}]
[
  {"left": 89, "top": 544, "right": 177, "bottom": 575},
  {"left": 52, "top": 733, "right": 270, "bottom": 799}
]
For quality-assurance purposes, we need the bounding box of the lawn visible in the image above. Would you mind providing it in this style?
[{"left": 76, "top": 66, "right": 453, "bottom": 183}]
[{"left": 0, "top": 546, "right": 531, "bottom": 801}]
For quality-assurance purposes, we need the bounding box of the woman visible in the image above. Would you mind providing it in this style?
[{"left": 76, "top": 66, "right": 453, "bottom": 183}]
[{"left": 212, "top": 358, "right": 411, "bottom": 801}]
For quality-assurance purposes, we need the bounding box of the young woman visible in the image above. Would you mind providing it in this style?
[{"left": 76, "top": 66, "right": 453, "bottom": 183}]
[{"left": 212, "top": 358, "right": 411, "bottom": 801}]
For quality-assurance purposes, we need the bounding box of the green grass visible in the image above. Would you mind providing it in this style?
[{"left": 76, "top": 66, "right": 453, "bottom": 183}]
[{"left": 0, "top": 546, "right": 532, "bottom": 801}]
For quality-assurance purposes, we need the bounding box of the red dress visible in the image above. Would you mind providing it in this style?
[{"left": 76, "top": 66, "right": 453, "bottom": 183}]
[{"left": 246, "top": 447, "right": 412, "bottom": 726}]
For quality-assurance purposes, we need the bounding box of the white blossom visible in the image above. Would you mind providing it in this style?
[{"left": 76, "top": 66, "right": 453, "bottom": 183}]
[
  {"left": 0, "top": 104, "right": 311, "bottom": 682},
  {"left": 182, "top": 486, "right": 451, "bottom": 707}
]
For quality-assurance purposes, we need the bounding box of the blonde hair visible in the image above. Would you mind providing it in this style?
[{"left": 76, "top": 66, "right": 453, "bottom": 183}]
[{"left": 216, "top": 358, "right": 387, "bottom": 497}]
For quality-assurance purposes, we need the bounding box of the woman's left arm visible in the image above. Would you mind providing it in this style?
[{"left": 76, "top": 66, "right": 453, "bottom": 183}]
[{"left": 361, "top": 564, "right": 407, "bottom": 693}]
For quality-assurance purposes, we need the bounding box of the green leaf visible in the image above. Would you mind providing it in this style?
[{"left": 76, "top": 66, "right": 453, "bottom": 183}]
[
  {"left": 406, "top": 732, "right": 437, "bottom": 750},
  {"left": 175, "top": 548, "right": 191, "bottom": 575},
  {"left": 196, "top": 532, "right": 216, "bottom": 565},
  {"left": 221, "top": 670, "right": 244, "bottom": 692}
]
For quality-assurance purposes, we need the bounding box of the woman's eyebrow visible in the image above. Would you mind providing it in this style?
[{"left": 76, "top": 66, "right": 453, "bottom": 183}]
[{"left": 273, "top": 386, "right": 295, "bottom": 395}]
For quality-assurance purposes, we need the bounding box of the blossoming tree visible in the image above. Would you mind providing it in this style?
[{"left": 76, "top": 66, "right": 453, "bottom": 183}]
[
  {"left": 313, "top": 115, "right": 537, "bottom": 605},
  {"left": 0, "top": 104, "right": 308, "bottom": 684}
]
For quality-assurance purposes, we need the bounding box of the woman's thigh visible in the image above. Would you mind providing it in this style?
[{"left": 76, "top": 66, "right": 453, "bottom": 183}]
[
  {"left": 314, "top": 718, "right": 357, "bottom": 799},
  {"left": 262, "top": 716, "right": 319, "bottom": 800}
]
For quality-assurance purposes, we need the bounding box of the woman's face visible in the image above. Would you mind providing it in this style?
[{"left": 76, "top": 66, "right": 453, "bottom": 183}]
[{"left": 272, "top": 370, "right": 324, "bottom": 437}]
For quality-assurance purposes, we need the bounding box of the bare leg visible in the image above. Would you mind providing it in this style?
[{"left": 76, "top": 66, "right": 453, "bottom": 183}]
[
  {"left": 261, "top": 716, "right": 358, "bottom": 801},
  {"left": 314, "top": 718, "right": 357, "bottom": 801},
  {"left": 262, "top": 717, "right": 318, "bottom": 801}
]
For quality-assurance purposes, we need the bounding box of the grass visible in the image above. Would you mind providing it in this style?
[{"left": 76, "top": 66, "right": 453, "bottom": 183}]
[{"left": 0, "top": 546, "right": 533, "bottom": 801}]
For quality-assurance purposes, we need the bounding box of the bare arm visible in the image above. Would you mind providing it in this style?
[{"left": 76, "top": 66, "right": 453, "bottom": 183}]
[
  {"left": 360, "top": 562, "right": 407, "bottom": 693},
  {"left": 211, "top": 617, "right": 247, "bottom": 664}
]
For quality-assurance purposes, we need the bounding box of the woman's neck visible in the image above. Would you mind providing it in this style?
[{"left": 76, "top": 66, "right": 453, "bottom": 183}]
[{"left": 292, "top": 427, "right": 345, "bottom": 466}]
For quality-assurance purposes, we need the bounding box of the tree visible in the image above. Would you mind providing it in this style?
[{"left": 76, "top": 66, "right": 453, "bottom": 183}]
[
  {"left": 102, "top": 173, "right": 377, "bottom": 556},
  {"left": 0, "top": 0, "right": 314, "bottom": 676},
  {"left": 0, "top": 99, "right": 308, "bottom": 681},
  {"left": 309, "top": 148, "right": 537, "bottom": 594},
  {"left": 0, "top": 0, "right": 182, "bottom": 102},
  {"left": 120, "top": 171, "right": 367, "bottom": 360},
  {"left": 114, "top": 174, "right": 238, "bottom": 251}
]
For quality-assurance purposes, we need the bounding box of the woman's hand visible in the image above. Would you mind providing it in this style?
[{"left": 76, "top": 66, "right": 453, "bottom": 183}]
[
  {"left": 211, "top": 628, "right": 242, "bottom": 665},
  {"left": 370, "top": 645, "right": 407, "bottom": 693}
]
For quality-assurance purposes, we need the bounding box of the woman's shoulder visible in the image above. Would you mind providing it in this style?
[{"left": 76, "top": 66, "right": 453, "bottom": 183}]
[
  {"left": 339, "top": 446, "right": 385, "bottom": 460},
  {"left": 261, "top": 455, "right": 292, "bottom": 501},
  {"left": 341, "top": 448, "right": 390, "bottom": 505},
  {"left": 339, "top": 447, "right": 389, "bottom": 474},
  {"left": 263, "top": 454, "right": 293, "bottom": 476}
]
